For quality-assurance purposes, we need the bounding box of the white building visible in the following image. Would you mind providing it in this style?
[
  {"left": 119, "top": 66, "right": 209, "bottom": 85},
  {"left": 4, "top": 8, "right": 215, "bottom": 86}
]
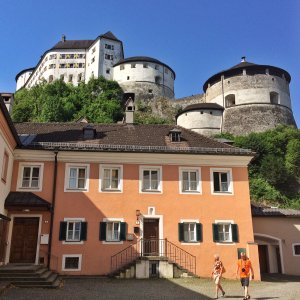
[{"left": 15, "top": 32, "right": 175, "bottom": 102}]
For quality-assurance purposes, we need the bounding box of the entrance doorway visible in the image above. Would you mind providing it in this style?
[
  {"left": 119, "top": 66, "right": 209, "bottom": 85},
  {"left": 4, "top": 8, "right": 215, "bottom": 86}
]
[
  {"left": 258, "top": 245, "right": 269, "bottom": 273},
  {"left": 10, "top": 217, "right": 39, "bottom": 263},
  {"left": 143, "top": 219, "right": 159, "bottom": 256}
]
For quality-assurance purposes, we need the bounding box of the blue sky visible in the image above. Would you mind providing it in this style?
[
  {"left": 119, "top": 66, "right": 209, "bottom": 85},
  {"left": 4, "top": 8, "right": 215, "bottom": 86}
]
[{"left": 0, "top": 0, "right": 299, "bottom": 126}]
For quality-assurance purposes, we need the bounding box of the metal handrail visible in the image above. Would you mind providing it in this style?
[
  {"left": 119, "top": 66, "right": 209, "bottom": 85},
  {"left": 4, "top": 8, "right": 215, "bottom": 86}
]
[
  {"left": 25, "top": 141, "right": 253, "bottom": 155},
  {"left": 110, "top": 238, "right": 196, "bottom": 276}
]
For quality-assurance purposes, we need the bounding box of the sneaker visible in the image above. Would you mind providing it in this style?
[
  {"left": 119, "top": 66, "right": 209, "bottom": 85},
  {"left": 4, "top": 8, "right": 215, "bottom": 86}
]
[
  {"left": 221, "top": 291, "right": 225, "bottom": 297},
  {"left": 246, "top": 296, "right": 250, "bottom": 299}
]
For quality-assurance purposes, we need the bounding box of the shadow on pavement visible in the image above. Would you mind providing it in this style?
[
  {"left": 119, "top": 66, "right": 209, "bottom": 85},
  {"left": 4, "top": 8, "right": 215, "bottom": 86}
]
[{"left": 261, "top": 273, "right": 300, "bottom": 283}]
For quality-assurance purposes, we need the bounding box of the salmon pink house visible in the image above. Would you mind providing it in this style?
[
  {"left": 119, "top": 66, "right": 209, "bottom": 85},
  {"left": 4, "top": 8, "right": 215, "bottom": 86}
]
[{"left": 1, "top": 98, "right": 261, "bottom": 279}]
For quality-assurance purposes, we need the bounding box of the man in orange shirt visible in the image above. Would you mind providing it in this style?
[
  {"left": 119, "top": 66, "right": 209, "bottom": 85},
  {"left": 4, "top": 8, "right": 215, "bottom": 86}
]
[{"left": 236, "top": 252, "right": 254, "bottom": 300}]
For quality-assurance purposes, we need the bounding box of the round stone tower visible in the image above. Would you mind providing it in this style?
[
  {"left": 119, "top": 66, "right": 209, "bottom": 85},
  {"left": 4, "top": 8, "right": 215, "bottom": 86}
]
[
  {"left": 113, "top": 56, "right": 175, "bottom": 102},
  {"left": 176, "top": 103, "right": 224, "bottom": 136},
  {"left": 203, "top": 57, "right": 296, "bottom": 135}
]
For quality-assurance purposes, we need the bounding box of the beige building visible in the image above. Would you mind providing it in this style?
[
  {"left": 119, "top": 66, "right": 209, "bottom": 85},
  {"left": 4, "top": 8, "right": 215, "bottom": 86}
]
[{"left": 252, "top": 204, "right": 300, "bottom": 276}]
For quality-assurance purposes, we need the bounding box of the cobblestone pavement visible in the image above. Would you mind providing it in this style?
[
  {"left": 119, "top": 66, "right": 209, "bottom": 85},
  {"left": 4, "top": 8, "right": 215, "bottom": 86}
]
[{"left": 1, "top": 276, "right": 300, "bottom": 300}]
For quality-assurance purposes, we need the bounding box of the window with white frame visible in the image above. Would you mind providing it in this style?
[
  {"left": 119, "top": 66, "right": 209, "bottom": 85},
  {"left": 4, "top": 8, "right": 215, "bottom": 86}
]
[
  {"left": 213, "top": 222, "right": 238, "bottom": 243},
  {"left": 17, "top": 163, "right": 44, "bottom": 191},
  {"left": 140, "top": 167, "right": 162, "bottom": 192},
  {"left": 178, "top": 221, "right": 202, "bottom": 243},
  {"left": 293, "top": 244, "right": 300, "bottom": 256},
  {"left": 66, "top": 221, "right": 81, "bottom": 241},
  {"left": 62, "top": 254, "right": 82, "bottom": 271},
  {"left": 65, "top": 164, "right": 89, "bottom": 191},
  {"left": 106, "top": 222, "right": 120, "bottom": 241},
  {"left": 99, "top": 220, "right": 127, "bottom": 242},
  {"left": 59, "top": 219, "right": 87, "bottom": 243},
  {"left": 180, "top": 168, "right": 201, "bottom": 193},
  {"left": 211, "top": 168, "right": 233, "bottom": 194},
  {"left": 100, "top": 165, "right": 122, "bottom": 192}
]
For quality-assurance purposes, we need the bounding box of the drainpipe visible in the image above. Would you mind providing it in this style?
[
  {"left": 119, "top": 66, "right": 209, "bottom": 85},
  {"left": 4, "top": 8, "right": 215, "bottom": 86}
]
[
  {"left": 221, "top": 75, "right": 225, "bottom": 134},
  {"left": 47, "top": 150, "right": 58, "bottom": 269}
]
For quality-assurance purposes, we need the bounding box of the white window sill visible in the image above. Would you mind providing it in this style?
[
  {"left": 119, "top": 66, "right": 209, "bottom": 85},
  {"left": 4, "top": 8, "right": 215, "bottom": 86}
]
[
  {"left": 140, "top": 190, "right": 162, "bottom": 194},
  {"left": 102, "top": 241, "right": 123, "bottom": 245},
  {"left": 216, "top": 242, "right": 236, "bottom": 245},
  {"left": 180, "top": 242, "right": 200, "bottom": 246},
  {"left": 180, "top": 191, "right": 201, "bottom": 195},
  {"left": 100, "top": 189, "right": 122, "bottom": 193},
  {"left": 63, "top": 241, "right": 84, "bottom": 245},
  {"left": 62, "top": 268, "right": 81, "bottom": 271},
  {"left": 17, "top": 187, "right": 42, "bottom": 192},
  {"left": 64, "top": 188, "right": 88, "bottom": 192},
  {"left": 212, "top": 191, "right": 233, "bottom": 196}
]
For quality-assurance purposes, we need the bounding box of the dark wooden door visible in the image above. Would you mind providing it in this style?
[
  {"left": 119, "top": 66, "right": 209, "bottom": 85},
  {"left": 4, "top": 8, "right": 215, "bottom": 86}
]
[
  {"left": 258, "top": 245, "right": 269, "bottom": 273},
  {"left": 10, "top": 217, "right": 39, "bottom": 263},
  {"left": 143, "top": 219, "right": 159, "bottom": 256}
]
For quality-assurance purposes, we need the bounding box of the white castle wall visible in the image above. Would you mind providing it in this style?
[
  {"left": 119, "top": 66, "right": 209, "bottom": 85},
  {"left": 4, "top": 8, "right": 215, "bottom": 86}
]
[
  {"left": 205, "top": 74, "right": 291, "bottom": 109},
  {"left": 16, "top": 70, "right": 33, "bottom": 91},
  {"left": 177, "top": 109, "right": 222, "bottom": 136},
  {"left": 113, "top": 61, "right": 174, "bottom": 94}
]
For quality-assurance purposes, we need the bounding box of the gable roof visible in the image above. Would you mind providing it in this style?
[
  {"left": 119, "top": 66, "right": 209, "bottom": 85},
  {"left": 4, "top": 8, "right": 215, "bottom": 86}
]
[
  {"left": 14, "top": 122, "right": 253, "bottom": 156},
  {"left": 251, "top": 204, "right": 300, "bottom": 218},
  {"left": 100, "top": 31, "right": 121, "bottom": 42}
]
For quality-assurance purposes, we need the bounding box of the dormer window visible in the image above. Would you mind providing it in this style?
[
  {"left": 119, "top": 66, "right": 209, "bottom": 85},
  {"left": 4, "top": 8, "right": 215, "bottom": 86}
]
[
  {"left": 83, "top": 125, "right": 96, "bottom": 140},
  {"left": 169, "top": 128, "right": 181, "bottom": 142}
]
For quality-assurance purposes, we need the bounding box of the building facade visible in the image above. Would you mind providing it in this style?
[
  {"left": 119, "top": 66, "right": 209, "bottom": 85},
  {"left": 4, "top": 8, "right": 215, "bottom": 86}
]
[
  {"left": 0, "top": 97, "right": 20, "bottom": 264},
  {"left": 2, "top": 117, "right": 261, "bottom": 279}
]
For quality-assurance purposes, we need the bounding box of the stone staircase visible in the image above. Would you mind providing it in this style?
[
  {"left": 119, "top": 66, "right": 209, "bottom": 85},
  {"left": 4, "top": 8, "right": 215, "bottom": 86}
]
[
  {"left": 111, "top": 256, "right": 198, "bottom": 279},
  {"left": 0, "top": 264, "right": 61, "bottom": 288}
]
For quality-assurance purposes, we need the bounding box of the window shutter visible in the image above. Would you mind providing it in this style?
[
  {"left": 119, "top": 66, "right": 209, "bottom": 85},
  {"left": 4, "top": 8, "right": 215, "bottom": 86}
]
[
  {"left": 178, "top": 223, "right": 184, "bottom": 242},
  {"left": 196, "top": 223, "right": 202, "bottom": 242},
  {"left": 80, "top": 222, "right": 87, "bottom": 241},
  {"left": 231, "top": 224, "right": 239, "bottom": 242},
  {"left": 120, "top": 222, "right": 127, "bottom": 241},
  {"left": 99, "top": 222, "right": 106, "bottom": 241},
  {"left": 212, "top": 224, "right": 219, "bottom": 242},
  {"left": 59, "top": 222, "right": 67, "bottom": 241}
]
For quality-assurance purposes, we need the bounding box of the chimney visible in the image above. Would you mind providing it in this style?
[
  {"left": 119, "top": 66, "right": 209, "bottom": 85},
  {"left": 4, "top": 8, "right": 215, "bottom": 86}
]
[
  {"left": 241, "top": 56, "right": 246, "bottom": 62},
  {"left": 125, "top": 97, "right": 135, "bottom": 124},
  {"left": 62, "top": 34, "right": 66, "bottom": 42}
]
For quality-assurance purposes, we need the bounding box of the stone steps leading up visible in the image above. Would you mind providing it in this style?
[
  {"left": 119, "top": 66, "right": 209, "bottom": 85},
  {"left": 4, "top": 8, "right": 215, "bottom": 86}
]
[{"left": 0, "top": 264, "right": 61, "bottom": 288}]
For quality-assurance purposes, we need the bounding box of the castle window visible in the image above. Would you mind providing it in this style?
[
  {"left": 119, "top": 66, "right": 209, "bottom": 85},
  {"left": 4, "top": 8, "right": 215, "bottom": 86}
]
[
  {"left": 91, "top": 57, "right": 95, "bottom": 64},
  {"left": 148, "top": 89, "right": 153, "bottom": 94},
  {"left": 105, "top": 54, "right": 113, "bottom": 60},
  {"left": 270, "top": 92, "right": 279, "bottom": 104},
  {"left": 200, "top": 111, "right": 203, "bottom": 114},
  {"left": 169, "top": 128, "right": 181, "bottom": 142},
  {"left": 60, "top": 75, "right": 64, "bottom": 81},
  {"left": 155, "top": 76, "right": 161, "bottom": 84},
  {"left": 92, "top": 47, "right": 96, "bottom": 53},
  {"left": 106, "top": 69, "right": 110, "bottom": 74},
  {"left": 210, "top": 111, "right": 213, "bottom": 115},
  {"left": 143, "top": 63, "right": 148, "bottom": 68},
  {"left": 127, "top": 76, "right": 130, "bottom": 80},
  {"left": 155, "top": 64, "right": 159, "bottom": 70},
  {"left": 164, "top": 68, "right": 169, "bottom": 74},
  {"left": 105, "top": 44, "right": 114, "bottom": 50},
  {"left": 68, "top": 74, "right": 73, "bottom": 82},
  {"left": 225, "top": 94, "right": 236, "bottom": 108},
  {"left": 48, "top": 75, "right": 54, "bottom": 83},
  {"left": 120, "top": 65, "right": 125, "bottom": 70},
  {"left": 131, "top": 64, "right": 136, "bottom": 68}
]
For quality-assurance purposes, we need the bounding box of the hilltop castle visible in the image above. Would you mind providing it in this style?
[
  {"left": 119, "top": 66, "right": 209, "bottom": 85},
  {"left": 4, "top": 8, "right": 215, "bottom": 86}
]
[{"left": 15, "top": 32, "right": 297, "bottom": 136}]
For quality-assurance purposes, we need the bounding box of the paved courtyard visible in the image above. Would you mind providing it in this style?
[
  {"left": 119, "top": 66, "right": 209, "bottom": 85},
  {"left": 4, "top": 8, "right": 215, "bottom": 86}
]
[{"left": 1, "top": 275, "right": 300, "bottom": 300}]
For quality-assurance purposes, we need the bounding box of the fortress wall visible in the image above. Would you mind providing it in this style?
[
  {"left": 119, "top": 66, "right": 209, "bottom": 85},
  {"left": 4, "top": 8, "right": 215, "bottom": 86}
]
[{"left": 223, "top": 104, "right": 297, "bottom": 136}]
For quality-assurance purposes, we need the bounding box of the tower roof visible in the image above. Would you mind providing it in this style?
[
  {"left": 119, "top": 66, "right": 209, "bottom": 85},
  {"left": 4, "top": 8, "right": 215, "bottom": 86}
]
[
  {"left": 114, "top": 56, "right": 176, "bottom": 79},
  {"left": 203, "top": 58, "right": 291, "bottom": 91},
  {"left": 100, "top": 31, "right": 121, "bottom": 42}
]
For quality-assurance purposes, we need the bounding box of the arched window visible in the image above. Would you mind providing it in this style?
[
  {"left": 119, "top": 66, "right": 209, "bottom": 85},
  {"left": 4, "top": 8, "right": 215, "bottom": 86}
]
[
  {"left": 49, "top": 75, "right": 54, "bottom": 83},
  {"left": 225, "top": 94, "right": 236, "bottom": 108},
  {"left": 155, "top": 76, "right": 161, "bottom": 84},
  {"left": 270, "top": 92, "right": 279, "bottom": 104}
]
